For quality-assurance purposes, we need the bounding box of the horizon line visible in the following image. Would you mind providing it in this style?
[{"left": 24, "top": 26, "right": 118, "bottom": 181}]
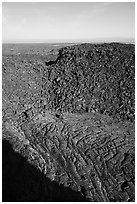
[
  {"left": 2, "top": 40, "right": 135, "bottom": 45},
  {"left": 2, "top": 37, "right": 135, "bottom": 44}
]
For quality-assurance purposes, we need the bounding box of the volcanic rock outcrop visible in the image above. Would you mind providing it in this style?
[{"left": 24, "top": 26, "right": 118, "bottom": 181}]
[{"left": 2, "top": 43, "right": 135, "bottom": 201}]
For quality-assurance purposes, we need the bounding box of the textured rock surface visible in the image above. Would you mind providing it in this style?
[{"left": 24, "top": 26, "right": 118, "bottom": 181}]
[
  {"left": 2, "top": 43, "right": 135, "bottom": 201},
  {"left": 3, "top": 111, "right": 135, "bottom": 201},
  {"left": 45, "top": 43, "right": 135, "bottom": 122}
]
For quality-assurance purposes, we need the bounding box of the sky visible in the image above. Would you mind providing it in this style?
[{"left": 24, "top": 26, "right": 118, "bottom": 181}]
[{"left": 2, "top": 2, "right": 135, "bottom": 43}]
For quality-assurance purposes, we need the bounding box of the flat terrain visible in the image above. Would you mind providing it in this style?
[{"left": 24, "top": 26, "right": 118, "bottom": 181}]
[
  {"left": 2, "top": 43, "right": 135, "bottom": 202},
  {"left": 2, "top": 43, "right": 77, "bottom": 55}
]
